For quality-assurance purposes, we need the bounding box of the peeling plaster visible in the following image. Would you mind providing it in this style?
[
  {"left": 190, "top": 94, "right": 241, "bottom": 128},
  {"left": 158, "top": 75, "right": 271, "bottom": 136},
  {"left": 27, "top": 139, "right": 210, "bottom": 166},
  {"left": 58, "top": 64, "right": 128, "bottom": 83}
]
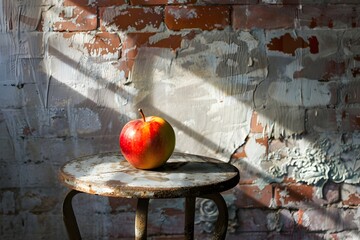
[{"left": 266, "top": 133, "right": 360, "bottom": 196}]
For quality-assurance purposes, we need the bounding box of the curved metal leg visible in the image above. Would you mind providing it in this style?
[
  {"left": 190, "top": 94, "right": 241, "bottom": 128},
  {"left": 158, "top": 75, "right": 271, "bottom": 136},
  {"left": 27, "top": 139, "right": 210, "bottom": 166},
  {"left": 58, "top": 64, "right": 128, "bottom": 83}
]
[
  {"left": 185, "top": 197, "right": 196, "bottom": 240},
  {"left": 201, "top": 193, "right": 228, "bottom": 240},
  {"left": 135, "top": 198, "right": 149, "bottom": 240},
  {"left": 63, "top": 190, "right": 82, "bottom": 240}
]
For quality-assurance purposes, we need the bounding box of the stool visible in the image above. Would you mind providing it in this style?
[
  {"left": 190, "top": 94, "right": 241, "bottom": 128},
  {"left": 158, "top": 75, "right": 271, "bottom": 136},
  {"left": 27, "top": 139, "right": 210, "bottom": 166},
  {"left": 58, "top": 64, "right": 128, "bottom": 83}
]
[{"left": 60, "top": 152, "right": 240, "bottom": 240}]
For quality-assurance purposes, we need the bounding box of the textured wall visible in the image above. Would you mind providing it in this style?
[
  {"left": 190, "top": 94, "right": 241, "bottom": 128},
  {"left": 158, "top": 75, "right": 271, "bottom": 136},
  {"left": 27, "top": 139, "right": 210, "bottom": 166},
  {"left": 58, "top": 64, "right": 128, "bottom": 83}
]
[{"left": 1, "top": 0, "right": 360, "bottom": 239}]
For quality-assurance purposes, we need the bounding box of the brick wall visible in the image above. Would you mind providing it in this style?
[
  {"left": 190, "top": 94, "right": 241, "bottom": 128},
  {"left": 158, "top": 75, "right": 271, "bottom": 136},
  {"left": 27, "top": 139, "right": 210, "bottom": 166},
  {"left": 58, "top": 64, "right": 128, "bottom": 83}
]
[{"left": 1, "top": 0, "right": 360, "bottom": 239}]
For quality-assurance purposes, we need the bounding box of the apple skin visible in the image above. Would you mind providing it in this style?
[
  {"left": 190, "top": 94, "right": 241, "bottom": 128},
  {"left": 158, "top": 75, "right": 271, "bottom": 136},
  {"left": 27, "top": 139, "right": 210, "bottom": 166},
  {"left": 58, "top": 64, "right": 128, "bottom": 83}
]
[{"left": 119, "top": 110, "right": 176, "bottom": 170}]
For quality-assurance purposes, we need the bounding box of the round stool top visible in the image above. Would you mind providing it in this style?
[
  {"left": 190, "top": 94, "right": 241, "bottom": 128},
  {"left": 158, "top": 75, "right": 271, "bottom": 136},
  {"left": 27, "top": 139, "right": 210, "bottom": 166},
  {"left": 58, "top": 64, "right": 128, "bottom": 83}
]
[{"left": 60, "top": 152, "right": 240, "bottom": 198}]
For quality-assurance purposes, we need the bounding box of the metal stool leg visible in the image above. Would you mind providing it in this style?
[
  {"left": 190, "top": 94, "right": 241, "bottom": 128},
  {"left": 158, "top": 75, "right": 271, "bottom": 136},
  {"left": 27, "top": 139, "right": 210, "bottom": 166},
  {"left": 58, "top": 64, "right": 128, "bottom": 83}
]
[
  {"left": 185, "top": 197, "right": 196, "bottom": 240},
  {"left": 63, "top": 190, "right": 82, "bottom": 240},
  {"left": 135, "top": 198, "right": 149, "bottom": 240},
  {"left": 201, "top": 193, "right": 228, "bottom": 240}
]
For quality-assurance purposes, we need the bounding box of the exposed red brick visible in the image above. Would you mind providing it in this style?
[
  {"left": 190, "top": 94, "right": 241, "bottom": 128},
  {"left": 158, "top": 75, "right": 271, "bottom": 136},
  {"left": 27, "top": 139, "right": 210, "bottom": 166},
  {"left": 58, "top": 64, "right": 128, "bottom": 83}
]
[
  {"left": 165, "top": 6, "right": 230, "bottom": 31},
  {"left": 100, "top": 7, "right": 164, "bottom": 32},
  {"left": 234, "top": 184, "right": 273, "bottom": 208},
  {"left": 299, "top": 5, "right": 360, "bottom": 29},
  {"left": 130, "top": 0, "right": 196, "bottom": 5},
  {"left": 341, "top": 107, "right": 360, "bottom": 131},
  {"left": 148, "top": 34, "right": 185, "bottom": 50},
  {"left": 122, "top": 32, "right": 196, "bottom": 59},
  {"left": 250, "top": 111, "right": 264, "bottom": 133},
  {"left": 308, "top": 36, "right": 319, "bottom": 54},
  {"left": 275, "top": 183, "right": 340, "bottom": 208},
  {"left": 52, "top": 6, "right": 97, "bottom": 31},
  {"left": 122, "top": 33, "right": 154, "bottom": 59},
  {"left": 267, "top": 33, "right": 318, "bottom": 56},
  {"left": 268, "top": 33, "right": 306, "bottom": 56},
  {"left": 119, "top": 31, "right": 196, "bottom": 75},
  {"left": 231, "top": 145, "right": 247, "bottom": 159},
  {"left": 113, "top": 59, "right": 134, "bottom": 78},
  {"left": 342, "top": 184, "right": 360, "bottom": 206},
  {"left": 84, "top": 32, "right": 121, "bottom": 57},
  {"left": 232, "top": 5, "right": 295, "bottom": 30},
  {"left": 275, "top": 184, "right": 314, "bottom": 207},
  {"left": 343, "top": 192, "right": 360, "bottom": 206}
]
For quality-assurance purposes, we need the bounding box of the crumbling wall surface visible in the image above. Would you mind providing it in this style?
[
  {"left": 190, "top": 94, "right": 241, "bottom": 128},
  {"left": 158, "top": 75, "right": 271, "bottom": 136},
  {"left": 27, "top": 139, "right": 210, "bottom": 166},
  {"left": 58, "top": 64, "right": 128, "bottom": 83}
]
[{"left": 1, "top": 0, "right": 360, "bottom": 239}]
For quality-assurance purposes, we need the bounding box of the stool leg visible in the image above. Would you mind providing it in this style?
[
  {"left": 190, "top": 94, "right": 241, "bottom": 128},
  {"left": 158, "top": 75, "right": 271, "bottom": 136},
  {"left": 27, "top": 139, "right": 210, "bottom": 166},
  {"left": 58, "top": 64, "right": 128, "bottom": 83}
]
[
  {"left": 184, "top": 197, "right": 195, "bottom": 240},
  {"left": 201, "top": 193, "right": 228, "bottom": 240},
  {"left": 135, "top": 198, "right": 149, "bottom": 240},
  {"left": 63, "top": 190, "right": 81, "bottom": 240}
]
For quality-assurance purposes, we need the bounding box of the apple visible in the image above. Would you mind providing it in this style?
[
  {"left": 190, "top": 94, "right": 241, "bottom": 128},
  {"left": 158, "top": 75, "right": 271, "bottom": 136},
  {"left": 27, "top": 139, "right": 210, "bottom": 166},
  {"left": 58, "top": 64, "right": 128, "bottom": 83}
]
[{"left": 119, "top": 109, "right": 176, "bottom": 169}]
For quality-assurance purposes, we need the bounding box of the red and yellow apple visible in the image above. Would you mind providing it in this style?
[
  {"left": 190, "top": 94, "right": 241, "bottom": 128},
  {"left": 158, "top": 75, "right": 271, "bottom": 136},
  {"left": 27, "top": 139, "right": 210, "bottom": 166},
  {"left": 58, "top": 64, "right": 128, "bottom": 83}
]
[{"left": 119, "top": 109, "right": 176, "bottom": 169}]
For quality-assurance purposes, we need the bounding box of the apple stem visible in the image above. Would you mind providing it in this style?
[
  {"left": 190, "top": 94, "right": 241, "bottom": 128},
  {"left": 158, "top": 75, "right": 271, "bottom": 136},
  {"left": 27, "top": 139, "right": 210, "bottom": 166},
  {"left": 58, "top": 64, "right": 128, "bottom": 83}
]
[{"left": 138, "top": 108, "right": 146, "bottom": 122}]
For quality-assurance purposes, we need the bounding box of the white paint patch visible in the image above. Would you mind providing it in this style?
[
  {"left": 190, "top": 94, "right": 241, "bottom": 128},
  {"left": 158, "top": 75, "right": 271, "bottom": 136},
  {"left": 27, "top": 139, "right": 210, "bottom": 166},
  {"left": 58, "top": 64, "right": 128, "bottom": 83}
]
[
  {"left": 130, "top": 38, "right": 254, "bottom": 161},
  {"left": 244, "top": 136, "right": 267, "bottom": 166},
  {"left": 268, "top": 79, "right": 332, "bottom": 107}
]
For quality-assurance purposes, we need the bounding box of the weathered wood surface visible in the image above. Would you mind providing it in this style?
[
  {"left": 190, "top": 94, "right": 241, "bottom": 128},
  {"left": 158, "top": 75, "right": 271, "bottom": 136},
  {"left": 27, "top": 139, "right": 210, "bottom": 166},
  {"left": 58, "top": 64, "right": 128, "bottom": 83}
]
[{"left": 60, "top": 152, "right": 240, "bottom": 198}]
